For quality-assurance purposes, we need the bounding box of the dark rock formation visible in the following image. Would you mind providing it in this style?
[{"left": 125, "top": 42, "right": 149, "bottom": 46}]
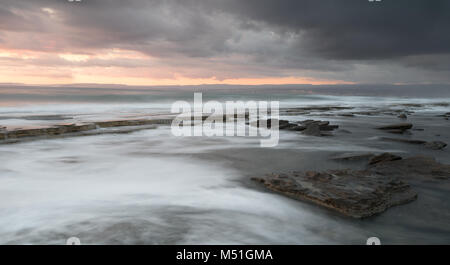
[
  {"left": 424, "top": 141, "right": 447, "bottom": 150},
  {"left": 380, "top": 137, "right": 447, "bottom": 150},
  {"left": 338, "top": 113, "right": 355, "bottom": 117},
  {"left": 330, "top": 153, "right": 374, "bottom": 161},
  {"left": 369, "top": 156, "right": 450, "bottom": 180},
  {"left": 301, "top": 123, "right": 322, "bottom": 136},
  {"left": 380, "top": 137, "right": 427, "bottom": 145},
  {"left": 299, "top": 120, "right": 339, "bottom": 136},
  {"left": 251, "top": 119, "right": 339, "bottom": 135},
  {"left": 0, "top": 118, "right": 173, "bottom": 144},
  {"left": 253, "top": 154, "right": 449, "bottom": 218},
  {"left": 252, "top": 169, "right": 417, "bottom": 218},
  {"left": 368, "top": 153, "right": 402, "bottom": 165},
  {"left": 398, "top": 114, "right": 408, "bottom": 119},
  {"left": 376, "top": 123, "right": 413, "bottom": 134}
]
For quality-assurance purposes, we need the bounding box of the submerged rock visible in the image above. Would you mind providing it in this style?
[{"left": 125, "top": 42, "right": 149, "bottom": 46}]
[
  {"left": 0, "top": 118, "right": 172, "bottom": 144},
  {"left": 252, "top": 169, "right": 417, "bottom": 218},
  {"left": 380, "top": 137, "right": 427, "bottom": 145},
  {"left": 338, "top": 113, "right": 355, "bottom": 117},
  {"left": 376, "top": 123, "right": 413, "bottom": 132},
  {"left": 301, "top": 123, "right": 322, "bottom": 136},
  {"left": 253, "top": 154, "right": 450, "bottom": 218},
  {"left": 424, "top": 141, "right": 447, "bottom": 150},
  {"left": 369, "top": 153, "right": 402, "bottom": 165},
  {"left": 380, "top": 137, "right": 447, "bottom": 150},
  {"left": 331, "top": 152, "right": 374, "bottom": 161},
  {"left": 398, "top": 114, "right": 408, "bottom": 119},
  {"left": 369, "top": 156, "right": 450, "bottom": 180},
  {"left": 299, "top": 120, "right": 339, "bottom": 136},
  {"left": 251, "top": 119, "right": 339, "bottom": 136}
]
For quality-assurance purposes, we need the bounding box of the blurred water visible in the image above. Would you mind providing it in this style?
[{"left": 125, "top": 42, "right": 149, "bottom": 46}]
[{"left": 0, "top": 86, "right": 449, "bottom": 244}]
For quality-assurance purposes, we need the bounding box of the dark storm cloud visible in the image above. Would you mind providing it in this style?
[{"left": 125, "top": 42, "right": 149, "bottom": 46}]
[
  {"left": 2, "top": 0, "right": 449, "bottom": 59},
  {"left": 196, "top": 0, "right": 450, "bottom": 60},
  {"left": 0, "top": 0, "right": 449, "bottom": 82}
]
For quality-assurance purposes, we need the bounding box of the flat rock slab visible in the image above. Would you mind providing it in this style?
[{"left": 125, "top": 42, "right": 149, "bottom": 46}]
[
  {"left": 376, "top": 123, "right": 413, "bottom": 131},
  {"left": 369, "top": 156, "right": 450, "bottom": 180},
  {"left": 369, "top": 153, "right": 402, "bottom": 165},
  {"left": 253, "top": 155, "right": 450, "bottom": 218},
  {"left": 0, "top": 118, "right": 173, "bottom": 143},
  {"left": 252, "top": 169, "right": 417, "bottom": 218},
  {"left": 330, "top": 152, "right": 375, "bottom": 161},
  {"left": 380, "top": 137, "right": 447, "bottom": 150}
]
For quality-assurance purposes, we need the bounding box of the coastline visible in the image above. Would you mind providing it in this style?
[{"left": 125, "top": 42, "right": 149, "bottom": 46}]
[{"left": 0, "top": 96, "right": 449, "bottom": 244}]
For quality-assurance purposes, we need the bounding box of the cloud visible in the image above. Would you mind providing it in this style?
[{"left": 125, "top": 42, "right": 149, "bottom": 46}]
[
  {"left": 198, "top": 0, "right": 450, "bottom": 59},
  {"left": 0, "top": 0, "right": 449, "bottom": 84}
]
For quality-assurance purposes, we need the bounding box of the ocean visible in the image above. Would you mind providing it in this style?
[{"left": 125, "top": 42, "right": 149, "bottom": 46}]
[{"left": 0, "top": 85, "right": 449, "bottom": 244}]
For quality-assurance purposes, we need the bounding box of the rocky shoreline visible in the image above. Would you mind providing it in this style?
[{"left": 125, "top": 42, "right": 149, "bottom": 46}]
[
  {"left": 0, "top": 118, "right": 174, "bottom": 144},
  {"left": 1, "top": 106, "right": 449, "bottom": 220}
]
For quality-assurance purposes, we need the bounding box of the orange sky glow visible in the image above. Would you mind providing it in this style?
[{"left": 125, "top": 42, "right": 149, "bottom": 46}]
[{"left": 0, "top": 48, "right": 353, "bottom": 86}]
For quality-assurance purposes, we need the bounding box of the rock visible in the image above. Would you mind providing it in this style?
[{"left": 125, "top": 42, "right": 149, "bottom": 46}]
[
  {"left": 398, "top": 114, "right": 408, "bottom": 119},
  {"left": 251, "top": 119, "right": 338, "bottom": 135},
  {"left": 253, "top": 155, "right": 450, "bottom": 218},
  {"left": 380, "top": 138, "right": 447, "bottom": 150},
  {"left": 376, "top": 123, "right": 413, "bottom": 131},
  {"left": 424, "top": 141, "right": 447, "bottom": 150},
  {"left": 369, "top": 156, "right": 450, "bottom": 180},
  {"left": 380, "top": 137, "right": 427, "bottom": 145},
  {"left": 0, "top": 118, "right": 172, "bottom": 144},
  {"left": 251, "top": 119, "right": 289, "bottom": 129},
  {"left": 369, "top": 153, "right": 402, "bottom": 165},
  {"left": 252, "top": 169, "right": 417, "bottom": 218},
  {"left": 284, "top": 106, "right": 353, "bottom": 112},
  {"left": 338, "top": 113, "right": 355, "bottom": 117},
  {"left": 331, "top": 153, "right": 374, "bottom": 161},
  {"left": 286, "top": 125, "right": 306, "bottom": 131},
  {"left": 320, "top": 125, "right": 339, "bottom": 131},
  {"left": 385, "top": 129, "right": 407, "bottom": 134},
  {"left": 301, "top": 123, "right": 322, "bottom": 136},
  {"left": 336, "top": 129, "right": 352, "bottom": 134},
  {"left": 297, "top": 120, "right": 339, "bottom": 136},
  {"left": 399, "top": 103, "right": 423, "bottom": 108},
  {"left": 300, "top": 120, "right": 316, "bottom": 126}
]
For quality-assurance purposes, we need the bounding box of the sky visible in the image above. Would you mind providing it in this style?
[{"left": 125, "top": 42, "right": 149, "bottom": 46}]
[{"left": 0, "top": 0, "right": 449, "bottom": 86}]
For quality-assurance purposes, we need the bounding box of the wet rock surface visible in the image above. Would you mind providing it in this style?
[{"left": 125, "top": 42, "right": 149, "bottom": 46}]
[
  {"left": 368, "top": 153, "right": 402, "bottom": 165},
  {"left": 0, "top": 118, "right": 173, "bottom": 144},
  {"left": 376, "top": 123, "right": 413, "bottom": 134},
  {"left": 253, "top": 154, "right": 450, "bottom": 218},
  {"left": 424, "top": 141, "right": 448, "bottom": 150},
  {"left": 380, "top": 137, "right": 447, "bottom": 150},
  {"left": 369, "top": 156, "right": 450, "bottom": 181},
  {"left": 251, "top": 119, "right": 339, "bottom": 136},
  {"left": 299, "top": 120, "right": 339, "bottom": 136},
  {"left": 330, "top": 152, "right": 375, "bottom": 161},
  {"left": 252, "top": 168, "right": 417, "bottom": 218}
]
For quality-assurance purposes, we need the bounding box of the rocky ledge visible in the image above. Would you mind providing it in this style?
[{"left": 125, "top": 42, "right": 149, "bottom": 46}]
[
  {"left": 369, "top": 155, "right": 450, "bottom": 181},
  {"left": 0, "top": 118, "right": 173, "bottom": 143},
  {"left": 252, "top": 154, "right": 450, "bottom": 218},
  {"left": 380, "top": 137, "right": 447, "bottom": 150},
  {"left": 376, "top": 122, "right": 413, "bottom": 134},
  {"left": 252, "top": 169, "right": 417, "bottom": 218},
  {"left": 251, "top": 119, "right": 339, "bottom": 136}
]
